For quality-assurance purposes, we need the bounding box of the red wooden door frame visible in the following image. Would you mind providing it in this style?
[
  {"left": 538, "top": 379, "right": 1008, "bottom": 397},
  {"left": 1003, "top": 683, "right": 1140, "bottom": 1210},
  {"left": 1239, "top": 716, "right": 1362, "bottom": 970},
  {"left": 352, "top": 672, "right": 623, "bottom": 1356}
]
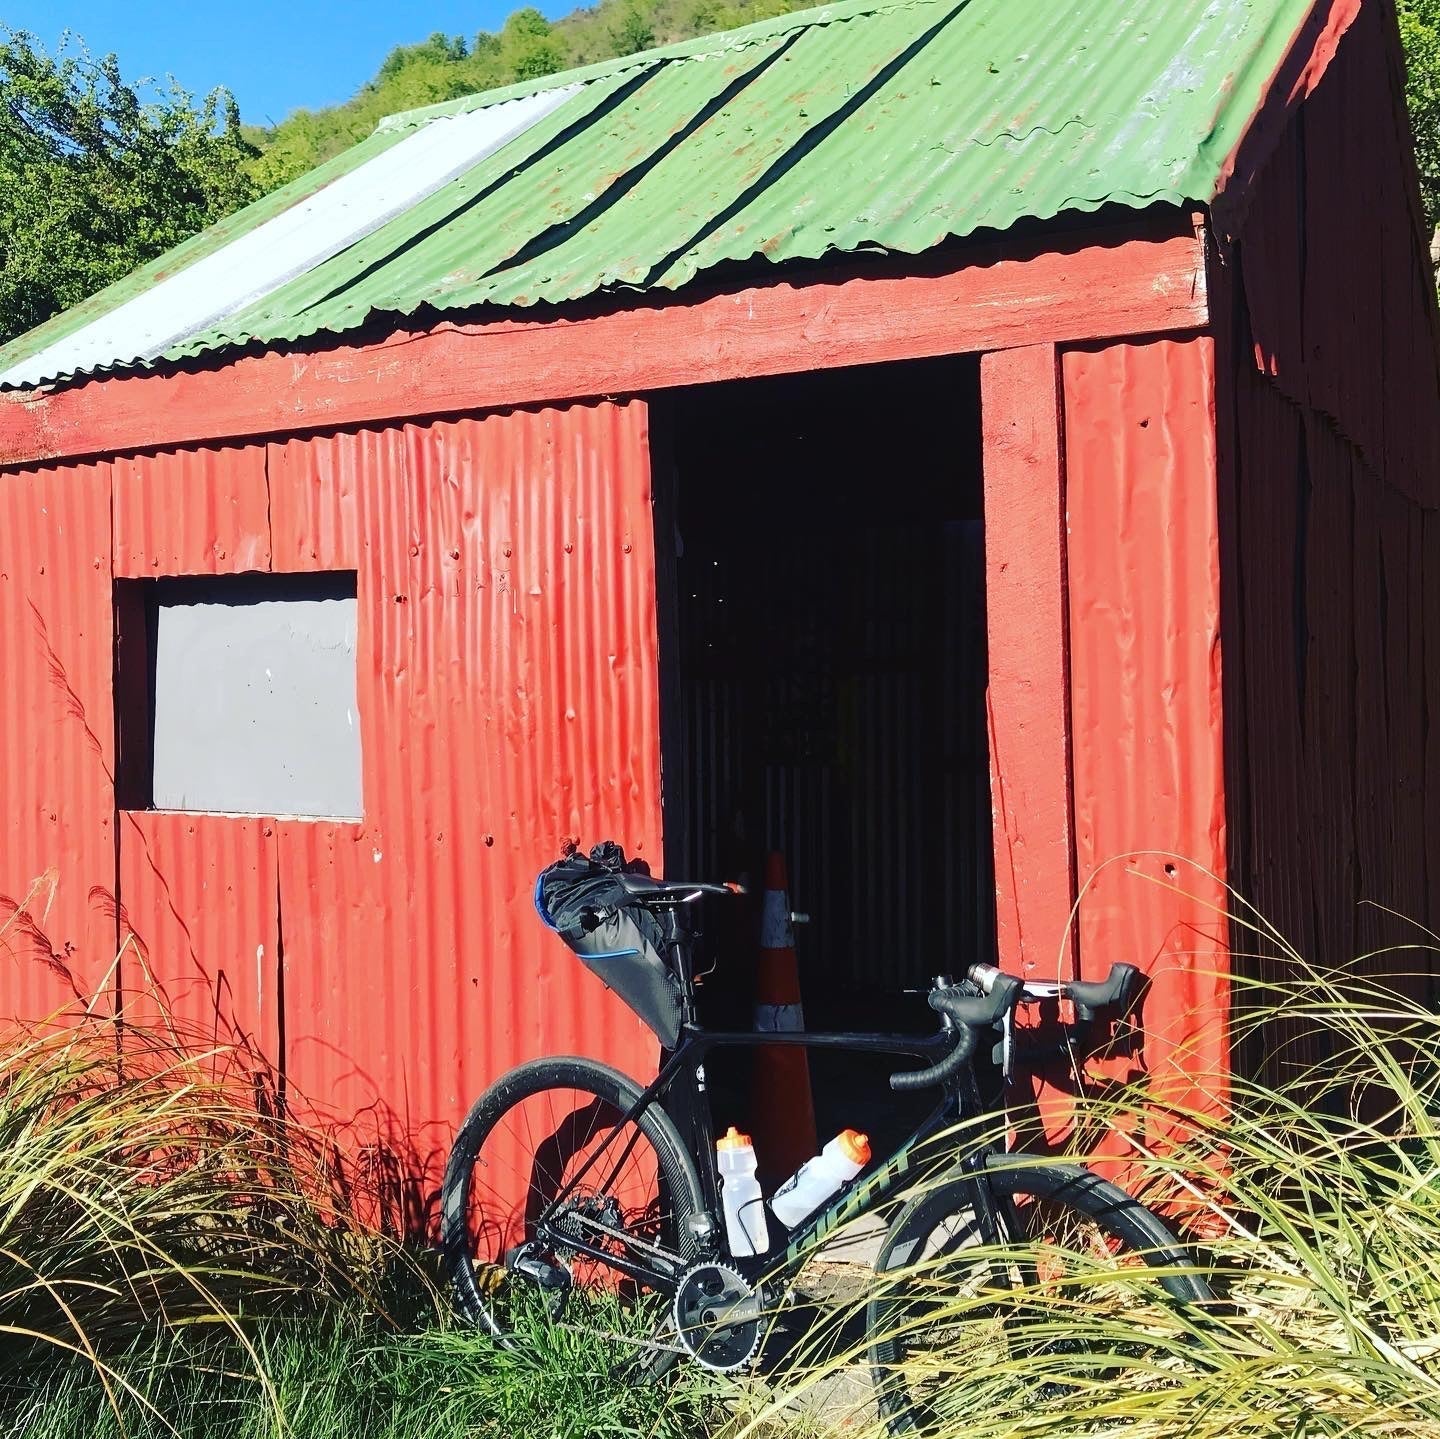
[{"left": 980, "top": 344, "right": 1078, "bottom": 982}]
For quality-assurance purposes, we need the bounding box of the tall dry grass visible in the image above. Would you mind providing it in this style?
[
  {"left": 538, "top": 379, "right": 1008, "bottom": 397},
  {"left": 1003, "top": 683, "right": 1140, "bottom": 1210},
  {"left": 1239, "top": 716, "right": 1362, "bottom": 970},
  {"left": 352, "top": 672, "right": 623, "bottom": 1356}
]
[
  {"left": 742, "top": 910, "right": 1440, "bottom": 1437},
  {"left": 0, "top": 890, "right": 443, "bottom": 1431}
]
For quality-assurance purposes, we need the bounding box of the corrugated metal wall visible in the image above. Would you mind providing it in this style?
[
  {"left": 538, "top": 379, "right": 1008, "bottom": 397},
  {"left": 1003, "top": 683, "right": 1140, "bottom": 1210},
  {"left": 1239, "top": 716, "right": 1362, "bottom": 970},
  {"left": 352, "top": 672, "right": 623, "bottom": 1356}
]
[
  {"left": 1063, "top": 337, "right": 1230, "bottom": 1105},
  {"left": 269, "top": 406, "right": 664, "bottom": 1194},
  {"left": 1215, "top": 0, "right": 1440, "bottom": 1076},
  {"left": 0, "top": 399, "right": 663, "bottom": 1221},
  {"left": 0, "top": 458, "right": 117, "bottom": 1016}
]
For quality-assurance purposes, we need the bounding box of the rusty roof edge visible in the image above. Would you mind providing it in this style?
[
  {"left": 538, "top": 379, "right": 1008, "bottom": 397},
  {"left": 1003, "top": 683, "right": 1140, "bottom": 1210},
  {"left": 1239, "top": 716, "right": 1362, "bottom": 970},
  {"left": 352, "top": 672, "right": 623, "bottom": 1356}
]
[
  {"left": 375, "top": 0, "right": 952, "bottom": 133},
  {"left": 1211, "top": 0, "right": 1440, "bottom": 474},
  {"left": 136, "top": 198, "right": 1195, "bottom": 378},
  {"left": 1208, "top": 0, "right": 1362, "bottom": 233}
]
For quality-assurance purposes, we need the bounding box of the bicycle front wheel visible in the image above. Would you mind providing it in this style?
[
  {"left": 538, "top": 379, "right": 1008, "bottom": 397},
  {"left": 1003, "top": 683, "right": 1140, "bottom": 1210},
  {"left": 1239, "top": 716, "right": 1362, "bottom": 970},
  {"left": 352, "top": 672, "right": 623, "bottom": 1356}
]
[
  {"left": 867, "top": 1157, "right": 1213, "bottom": 1434},
  {"left": 441, "top": 1056, "right": 705, "bottom": 1348}
]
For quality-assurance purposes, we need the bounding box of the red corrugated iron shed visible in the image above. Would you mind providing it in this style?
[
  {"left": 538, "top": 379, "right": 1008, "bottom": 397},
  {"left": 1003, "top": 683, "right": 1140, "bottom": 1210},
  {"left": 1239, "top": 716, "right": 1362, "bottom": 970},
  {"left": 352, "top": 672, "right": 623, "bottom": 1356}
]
[{"left": 0, "top": 0, "right": 1435, "bottom": 1198}]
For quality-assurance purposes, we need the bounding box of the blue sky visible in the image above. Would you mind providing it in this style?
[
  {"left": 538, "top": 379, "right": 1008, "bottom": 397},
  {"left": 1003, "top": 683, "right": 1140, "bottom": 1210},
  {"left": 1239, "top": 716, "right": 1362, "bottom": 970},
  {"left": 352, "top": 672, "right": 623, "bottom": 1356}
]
[{"left": 3, "top": 2, "right": 537, "bottom": 126}]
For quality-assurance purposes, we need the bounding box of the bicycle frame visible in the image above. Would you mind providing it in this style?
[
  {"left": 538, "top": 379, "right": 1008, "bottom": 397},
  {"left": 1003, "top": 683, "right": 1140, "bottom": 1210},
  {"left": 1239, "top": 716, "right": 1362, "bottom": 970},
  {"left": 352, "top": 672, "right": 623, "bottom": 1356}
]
[
  {"left": 532, "top": 1020, "right": 1001, "bottom": 1295},
  {"left": 519, "top": 896, "right": 1023, "bottom": 1298}
]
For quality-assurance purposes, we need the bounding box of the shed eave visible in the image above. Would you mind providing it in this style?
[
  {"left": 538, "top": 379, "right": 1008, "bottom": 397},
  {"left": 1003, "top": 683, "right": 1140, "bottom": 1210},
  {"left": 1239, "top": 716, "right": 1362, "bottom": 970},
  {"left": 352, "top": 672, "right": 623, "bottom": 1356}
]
[{"left": 0, "top": 212, "right": 1209, "bottom": 471}]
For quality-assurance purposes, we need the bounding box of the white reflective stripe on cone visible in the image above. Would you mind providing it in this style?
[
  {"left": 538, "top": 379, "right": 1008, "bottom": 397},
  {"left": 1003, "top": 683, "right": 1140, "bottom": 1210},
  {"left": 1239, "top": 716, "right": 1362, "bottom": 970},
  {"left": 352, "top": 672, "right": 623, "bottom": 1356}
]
[
  {"left": 754, "top": 1003, "right": 804, "bottom": 1032},
  {"left": 760, "top": 888, "right": 795, "bottom": 950}
]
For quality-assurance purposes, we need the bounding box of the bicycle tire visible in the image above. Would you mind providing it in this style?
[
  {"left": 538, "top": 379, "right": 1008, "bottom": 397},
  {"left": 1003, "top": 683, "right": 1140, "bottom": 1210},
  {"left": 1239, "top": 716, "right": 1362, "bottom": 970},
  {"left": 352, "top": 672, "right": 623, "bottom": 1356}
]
[
  {"left": 867, "top": 1157, "right": 1213, "bottom": 1434},
  {"left": 441, "top": 1055, "right": 706, "bottom": 1340}
]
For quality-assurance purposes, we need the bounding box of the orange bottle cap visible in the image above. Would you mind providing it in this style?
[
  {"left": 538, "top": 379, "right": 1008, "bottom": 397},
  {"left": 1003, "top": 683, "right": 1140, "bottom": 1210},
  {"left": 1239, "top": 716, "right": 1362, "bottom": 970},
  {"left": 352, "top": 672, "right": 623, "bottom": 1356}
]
[
  {"left": 838, "top": 1129, "right": 871, "bottom": 1165},
  {"left": 717, "top": 1125, "right": 753, "bottom": 1151}
]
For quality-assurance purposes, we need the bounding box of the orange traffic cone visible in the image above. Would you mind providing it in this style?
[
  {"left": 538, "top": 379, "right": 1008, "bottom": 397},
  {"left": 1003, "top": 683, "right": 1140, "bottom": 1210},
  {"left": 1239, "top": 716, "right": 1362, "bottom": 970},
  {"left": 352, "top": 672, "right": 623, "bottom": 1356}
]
[{"left": 750, "top": 851, "right": 818, "bottom": 1190}]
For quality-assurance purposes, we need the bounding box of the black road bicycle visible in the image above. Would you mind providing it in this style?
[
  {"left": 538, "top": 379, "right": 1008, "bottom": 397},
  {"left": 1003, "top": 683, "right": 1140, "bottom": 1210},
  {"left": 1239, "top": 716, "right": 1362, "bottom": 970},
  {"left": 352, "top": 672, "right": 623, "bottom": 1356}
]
[{"left": 441, "top": 847, "right": 1214, "bottom": 1431}]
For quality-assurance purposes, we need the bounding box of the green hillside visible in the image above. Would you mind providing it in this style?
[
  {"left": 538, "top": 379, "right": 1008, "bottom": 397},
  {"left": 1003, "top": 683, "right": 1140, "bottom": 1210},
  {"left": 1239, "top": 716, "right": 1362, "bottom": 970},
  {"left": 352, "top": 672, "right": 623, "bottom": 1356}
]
[{"left": 244, "top": 0, "right": 817, "bottom": 192}]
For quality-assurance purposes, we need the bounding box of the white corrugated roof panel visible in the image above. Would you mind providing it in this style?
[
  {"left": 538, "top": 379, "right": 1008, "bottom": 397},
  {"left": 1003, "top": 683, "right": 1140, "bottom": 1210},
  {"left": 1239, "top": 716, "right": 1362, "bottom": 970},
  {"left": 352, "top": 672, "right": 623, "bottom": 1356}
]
[{"left": 0, "top": 85, "right": 577, "bottom": 390}]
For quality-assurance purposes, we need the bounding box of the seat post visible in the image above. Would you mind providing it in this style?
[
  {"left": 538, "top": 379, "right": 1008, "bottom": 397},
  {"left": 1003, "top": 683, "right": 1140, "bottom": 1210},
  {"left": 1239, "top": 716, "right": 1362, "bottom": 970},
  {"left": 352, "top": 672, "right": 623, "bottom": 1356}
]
[{"left": 659, "top": 907, "right": 700, "bottom": 1020}]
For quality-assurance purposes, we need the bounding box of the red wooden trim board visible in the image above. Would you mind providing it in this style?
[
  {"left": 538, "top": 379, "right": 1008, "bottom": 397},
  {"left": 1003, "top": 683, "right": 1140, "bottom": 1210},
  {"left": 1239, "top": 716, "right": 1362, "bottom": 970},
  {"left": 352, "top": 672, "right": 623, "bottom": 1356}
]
[{"left": 0, "top": 224, "right": 1207, "bottom": 468}]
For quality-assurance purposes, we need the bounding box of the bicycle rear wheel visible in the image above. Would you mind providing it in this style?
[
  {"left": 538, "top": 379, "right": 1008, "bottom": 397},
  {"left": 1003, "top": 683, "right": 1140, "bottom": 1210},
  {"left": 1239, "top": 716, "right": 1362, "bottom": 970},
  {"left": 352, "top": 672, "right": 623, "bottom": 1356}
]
[
  {"left": 867, "top": 1157, "right": 1213, "bottom": 1434},
  {"left": 441, "top": 1056, "right": 706, "bottom": 1351}
]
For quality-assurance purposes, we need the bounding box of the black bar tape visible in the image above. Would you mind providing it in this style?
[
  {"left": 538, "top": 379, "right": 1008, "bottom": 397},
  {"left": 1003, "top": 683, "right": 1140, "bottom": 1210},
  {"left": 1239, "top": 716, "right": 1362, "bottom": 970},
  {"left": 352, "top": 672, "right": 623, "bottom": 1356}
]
[{"left": 889, "top": 1026, "right": 976, "bottom": 1091}]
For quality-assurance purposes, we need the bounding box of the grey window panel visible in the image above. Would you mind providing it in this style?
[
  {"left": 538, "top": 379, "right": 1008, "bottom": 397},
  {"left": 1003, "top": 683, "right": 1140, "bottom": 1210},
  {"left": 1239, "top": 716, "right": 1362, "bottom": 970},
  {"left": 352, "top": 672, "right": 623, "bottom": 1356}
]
[{"left": 151, "top": 587, "right": 361, "bottom": 819}]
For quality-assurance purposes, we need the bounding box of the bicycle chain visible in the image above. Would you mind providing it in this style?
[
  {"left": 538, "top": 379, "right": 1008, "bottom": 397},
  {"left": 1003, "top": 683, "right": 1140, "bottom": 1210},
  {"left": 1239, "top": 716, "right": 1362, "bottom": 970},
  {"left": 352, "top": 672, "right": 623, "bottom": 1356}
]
[{"left": 553, "top": 1319, "right": 687, "bottom": 1355}]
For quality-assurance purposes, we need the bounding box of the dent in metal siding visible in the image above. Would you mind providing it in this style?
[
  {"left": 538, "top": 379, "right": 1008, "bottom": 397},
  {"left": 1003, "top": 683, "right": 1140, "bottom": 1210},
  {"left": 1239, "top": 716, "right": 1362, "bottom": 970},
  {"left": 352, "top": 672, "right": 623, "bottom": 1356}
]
[
  {"left": 267, "top": 432, "right": 364, "bottom": 573},
  {"left": 113, "top": 443, "right": 271, "bottom": 577},
  {"left": 0, "top": 459, "right": 117, "bottom": 1019},
  {"left": 1063, "top": 337, "right": 1229, "bottom": 1101},
  {"left": 271, "top": 403, "right": 663, "bottom": 1181}
]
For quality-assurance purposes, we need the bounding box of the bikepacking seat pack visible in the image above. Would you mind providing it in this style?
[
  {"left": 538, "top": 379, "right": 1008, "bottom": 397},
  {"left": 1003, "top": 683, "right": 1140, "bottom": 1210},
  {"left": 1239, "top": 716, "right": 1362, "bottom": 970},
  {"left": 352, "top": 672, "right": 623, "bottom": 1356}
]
[{"left": 534, "top": 842, "right": 682, "bottom": 1047}]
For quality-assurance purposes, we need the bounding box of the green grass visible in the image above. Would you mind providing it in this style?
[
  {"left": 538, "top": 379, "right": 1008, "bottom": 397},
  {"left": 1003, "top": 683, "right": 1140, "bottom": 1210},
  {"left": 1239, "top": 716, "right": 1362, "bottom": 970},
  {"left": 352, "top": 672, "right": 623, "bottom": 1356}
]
[
  {"left": 743, "top": 925, "right": 1440, "bottom": 1438},
  {"left": 0, "top": 1303, "right": 724, "bottom": 1439},
  {"left": 10, "top": 892, "right": 1440, "bottom": 1438}
]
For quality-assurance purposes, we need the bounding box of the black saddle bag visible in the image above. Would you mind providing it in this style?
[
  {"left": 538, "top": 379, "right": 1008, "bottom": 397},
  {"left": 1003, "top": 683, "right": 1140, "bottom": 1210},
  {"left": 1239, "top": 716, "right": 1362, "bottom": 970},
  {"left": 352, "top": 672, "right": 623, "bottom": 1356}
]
[{"left": 534, "top": 843, "right": 681, "bottom": 1048}]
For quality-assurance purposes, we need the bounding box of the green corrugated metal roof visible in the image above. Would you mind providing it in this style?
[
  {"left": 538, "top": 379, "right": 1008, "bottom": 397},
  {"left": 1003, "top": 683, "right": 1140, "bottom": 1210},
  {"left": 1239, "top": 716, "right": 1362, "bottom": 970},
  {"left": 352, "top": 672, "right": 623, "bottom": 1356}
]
[{"left": 0, "top": 0, "right": 1315, "bottom": 388}]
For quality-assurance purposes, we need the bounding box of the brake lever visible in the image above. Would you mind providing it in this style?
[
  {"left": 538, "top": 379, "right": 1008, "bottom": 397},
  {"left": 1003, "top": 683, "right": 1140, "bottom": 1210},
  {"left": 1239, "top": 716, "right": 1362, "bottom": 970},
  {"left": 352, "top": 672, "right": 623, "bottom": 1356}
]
[{"left": 999, "top": 1004, "right": 1016, "bottom": 1084}]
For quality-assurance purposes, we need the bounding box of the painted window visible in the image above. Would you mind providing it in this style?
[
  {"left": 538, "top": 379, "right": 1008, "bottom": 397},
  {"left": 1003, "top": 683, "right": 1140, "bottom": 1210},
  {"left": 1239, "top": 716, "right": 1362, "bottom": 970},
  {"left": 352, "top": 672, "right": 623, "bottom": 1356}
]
[{"left": 115, "top": 572, "right": 361, "bottom": 819}]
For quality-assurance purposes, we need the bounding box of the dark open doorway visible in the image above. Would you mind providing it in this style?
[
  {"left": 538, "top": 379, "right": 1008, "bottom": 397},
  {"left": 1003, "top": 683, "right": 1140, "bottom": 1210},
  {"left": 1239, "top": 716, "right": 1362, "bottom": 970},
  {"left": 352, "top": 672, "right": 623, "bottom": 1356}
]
[{"left": 653, "top": 354, "right": 995, "bottom": 1043}]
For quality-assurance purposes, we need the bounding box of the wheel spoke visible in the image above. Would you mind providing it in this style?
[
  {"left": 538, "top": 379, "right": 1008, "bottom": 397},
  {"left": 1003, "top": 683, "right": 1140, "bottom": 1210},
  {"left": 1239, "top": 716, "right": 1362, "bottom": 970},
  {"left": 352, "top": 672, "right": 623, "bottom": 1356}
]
[
  {"left": 442, "top": 1059, "right": 702, "bottom": 1362},
  {"left": 869, "top": 1165, "right": 1210, "bottom": 1431}
]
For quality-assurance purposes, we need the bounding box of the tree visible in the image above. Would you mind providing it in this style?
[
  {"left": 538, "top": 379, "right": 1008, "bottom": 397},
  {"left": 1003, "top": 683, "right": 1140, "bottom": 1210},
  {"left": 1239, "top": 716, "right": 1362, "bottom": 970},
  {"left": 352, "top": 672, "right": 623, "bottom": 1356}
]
[
  {"left": 0, "top": 31, "right": 257, "bottom": 347},
  {"left": 1398, "top": 0, "right": 1440, "bottom": 244},
  {"left": 498, "top": 9, "right": 569, "bottom": 82},
  {"left": 612, "top": 6, "right": 657, "bottom": 56},
  {"left": 376, "top": 32, "right": 469, "bottom": 83}
]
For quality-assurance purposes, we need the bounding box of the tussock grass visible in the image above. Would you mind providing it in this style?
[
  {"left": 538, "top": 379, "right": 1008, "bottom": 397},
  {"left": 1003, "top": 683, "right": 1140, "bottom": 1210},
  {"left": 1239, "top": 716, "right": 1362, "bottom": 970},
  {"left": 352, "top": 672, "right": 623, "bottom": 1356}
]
[
  {"left": 0, "top": 899, "right": 722, "bottom": 1436},
  {"left": 7, "top": 879, "right": 1440, "bottom": 1438},
  {"left": 740, "top": 903, "right": 1440, "bottom": 1438},
  {"left": 0, "top": 890, "right": 443, "bottom": 1432}
]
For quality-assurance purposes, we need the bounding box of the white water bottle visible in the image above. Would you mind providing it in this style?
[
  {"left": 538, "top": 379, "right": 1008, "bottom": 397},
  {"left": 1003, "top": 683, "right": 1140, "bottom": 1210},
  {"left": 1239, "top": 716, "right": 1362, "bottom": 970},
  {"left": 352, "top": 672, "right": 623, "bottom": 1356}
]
[
  {"left": 717, "top": 1127, "right": 770, "bottom": 1257},
  {"left": 769, "top": 1129, "right": 872, "bottom": 1229}
]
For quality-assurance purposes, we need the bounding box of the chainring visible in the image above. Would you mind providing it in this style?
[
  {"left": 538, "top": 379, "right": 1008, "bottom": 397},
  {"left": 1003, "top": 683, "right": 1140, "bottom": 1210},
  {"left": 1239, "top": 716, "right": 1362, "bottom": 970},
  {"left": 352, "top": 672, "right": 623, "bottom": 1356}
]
[{"left": 671, "top": 1261, "right": 763, "bottom": 1372}]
